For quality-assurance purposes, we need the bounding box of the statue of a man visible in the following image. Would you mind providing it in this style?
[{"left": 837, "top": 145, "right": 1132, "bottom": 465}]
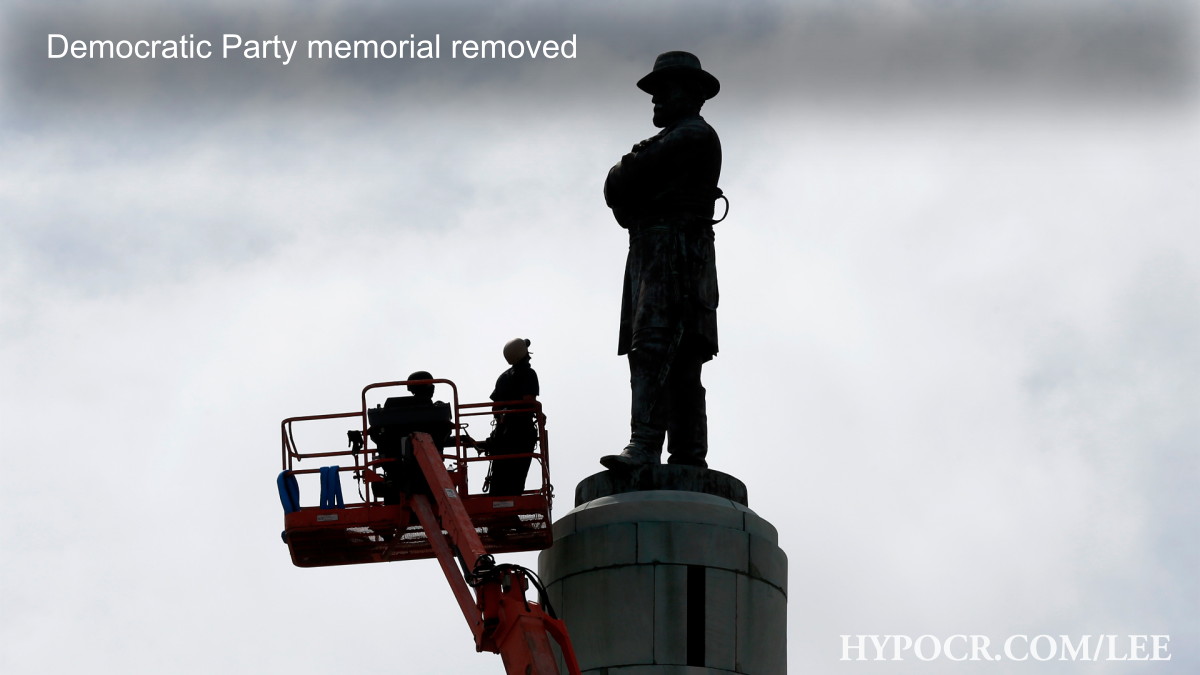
[{"left": 600, "top": 51, "right": 723, "bottom": 470}]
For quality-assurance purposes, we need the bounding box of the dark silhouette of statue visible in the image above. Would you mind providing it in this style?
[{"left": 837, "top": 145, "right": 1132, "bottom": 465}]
[{"left": 600, "top": 51, "right": 723, "bottom": 471}]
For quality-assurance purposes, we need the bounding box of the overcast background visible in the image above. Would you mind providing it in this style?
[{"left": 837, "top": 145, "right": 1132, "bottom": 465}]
[{"left": 2, "top": 1, "right": 1197, "bottom": 673}]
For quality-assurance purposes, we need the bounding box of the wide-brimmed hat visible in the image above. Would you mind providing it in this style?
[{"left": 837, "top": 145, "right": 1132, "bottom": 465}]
[{"left": 637, "top": 51, "right": 720, "bottom": 99}]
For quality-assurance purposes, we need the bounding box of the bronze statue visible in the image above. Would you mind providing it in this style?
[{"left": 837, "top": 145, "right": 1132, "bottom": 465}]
[{"left": 600, "top": 51, "right": 723, "bottom": 471}]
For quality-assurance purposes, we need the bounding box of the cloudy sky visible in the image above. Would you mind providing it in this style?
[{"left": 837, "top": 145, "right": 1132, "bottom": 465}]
[{"left": 2, "top": 1, "right": 1197, "bottom": 673}]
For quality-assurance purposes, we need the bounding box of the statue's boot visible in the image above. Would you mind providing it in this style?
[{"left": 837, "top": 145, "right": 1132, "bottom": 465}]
[{"left": 601, "top": 422, "right": 665, "bottom": 470}]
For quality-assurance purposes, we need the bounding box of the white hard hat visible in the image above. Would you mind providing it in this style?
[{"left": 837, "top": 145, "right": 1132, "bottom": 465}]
[{"left": 503, "top": 338, "right": 531, "bottom": 364}]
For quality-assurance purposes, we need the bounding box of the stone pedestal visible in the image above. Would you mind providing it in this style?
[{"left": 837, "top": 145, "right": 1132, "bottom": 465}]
[{"left": 538, "top": 467, "right": 787, "bottom": 674}]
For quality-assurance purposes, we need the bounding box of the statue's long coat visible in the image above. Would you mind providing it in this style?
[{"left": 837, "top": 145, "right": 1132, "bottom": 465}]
[{"left": 604, "top": 114, "right": 722, "bottom": 359}]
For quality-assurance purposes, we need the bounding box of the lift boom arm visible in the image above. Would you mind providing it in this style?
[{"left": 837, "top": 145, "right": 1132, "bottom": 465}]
[{"left": 408, "top": 432, "right": 581, "bottom": 675}]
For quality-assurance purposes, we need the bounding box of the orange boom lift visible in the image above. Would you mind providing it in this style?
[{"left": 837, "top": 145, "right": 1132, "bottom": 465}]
[{"left": 277, "top": 378, "right": 581, "bottom": 675}]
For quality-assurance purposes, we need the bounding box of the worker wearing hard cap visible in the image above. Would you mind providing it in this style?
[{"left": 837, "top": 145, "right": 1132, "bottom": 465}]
[
  {"left": 481, "top": 338, "right": 540, "bottom": 495},
  {"left": 602, "top": 51, "right": 723, "bottom": 470}
]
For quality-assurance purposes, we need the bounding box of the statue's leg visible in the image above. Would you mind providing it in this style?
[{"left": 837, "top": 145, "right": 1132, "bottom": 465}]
[
  {"left": 629, "top": 345, "right": 670, "bottom": 459},
  {"left": 666, "top": 348, "right": 708, "bottom": 468},
  {"left": 601, "top": 342, "right": 670, "bottom": 469}
]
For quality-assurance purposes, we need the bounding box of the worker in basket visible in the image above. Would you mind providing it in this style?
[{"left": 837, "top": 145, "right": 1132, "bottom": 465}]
[
  {"left": 367, "top": 370, "right": 453, "bottom": 501},
  {"left": 472, "top": 338, "right": 540, "bottom": 496}
]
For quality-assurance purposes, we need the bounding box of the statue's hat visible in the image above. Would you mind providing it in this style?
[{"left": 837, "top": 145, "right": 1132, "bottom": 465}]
[{"left": 637, "top": 51, "right": 720, "bottom": 99}]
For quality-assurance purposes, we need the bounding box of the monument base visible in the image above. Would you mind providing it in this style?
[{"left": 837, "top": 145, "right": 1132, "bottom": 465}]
[
  {"left": 539, "top": 466, "right": 787, "bottom": 674},
  {"left": 574, "top": 464, "right": 748, "bottom": 506}
]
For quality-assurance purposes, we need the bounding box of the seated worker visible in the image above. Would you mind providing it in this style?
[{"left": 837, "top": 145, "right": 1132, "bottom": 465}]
[
  {"left": 475, "top": 339, "right": 540, "bottom": 496},
  {"left": 367, "top": 370, "right": 453, "bottom": 500}
]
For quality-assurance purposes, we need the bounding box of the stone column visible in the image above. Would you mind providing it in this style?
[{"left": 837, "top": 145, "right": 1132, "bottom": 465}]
[{"left": 538, "top": 466, "right": 787, "bottom": 674}]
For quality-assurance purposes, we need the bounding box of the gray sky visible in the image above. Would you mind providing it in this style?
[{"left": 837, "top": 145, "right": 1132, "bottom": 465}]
[{"left": 2, "top": 1, "right": 1198, "bottom": 673}]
